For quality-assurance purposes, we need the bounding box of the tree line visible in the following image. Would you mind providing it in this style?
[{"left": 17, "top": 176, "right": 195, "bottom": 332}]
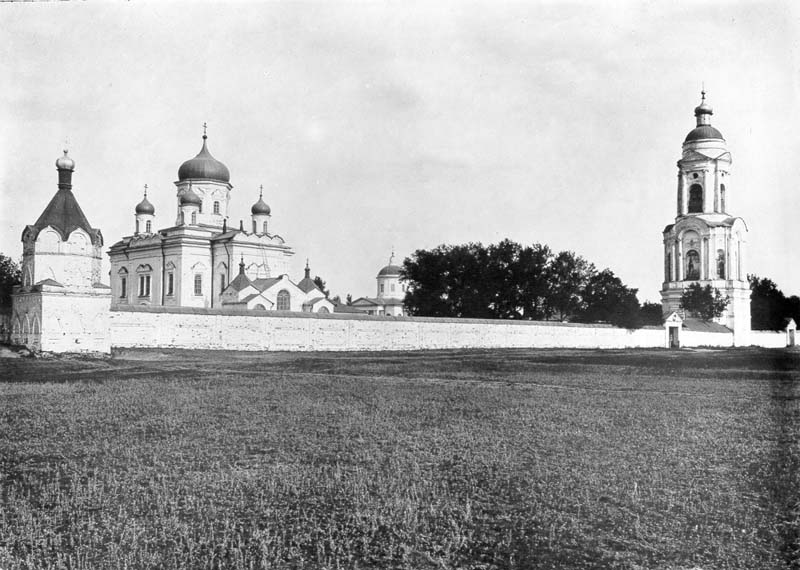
[{"left": 401, "top": 240, "right": 658, "bottom": 328}]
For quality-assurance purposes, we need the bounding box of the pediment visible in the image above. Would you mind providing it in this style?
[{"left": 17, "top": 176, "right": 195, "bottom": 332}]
[{"left": 681, "top": 149, "right": 732, "bottom": 162}]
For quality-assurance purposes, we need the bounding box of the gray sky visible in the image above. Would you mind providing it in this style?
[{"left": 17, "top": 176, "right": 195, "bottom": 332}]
[{"left": 2, "top": 1, "right": 799, "bottom": 301}]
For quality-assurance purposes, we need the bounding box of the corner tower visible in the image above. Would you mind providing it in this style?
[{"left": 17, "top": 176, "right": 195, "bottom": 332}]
[{"left": 660, "top": 92, "right": 750, "bottom": 343}]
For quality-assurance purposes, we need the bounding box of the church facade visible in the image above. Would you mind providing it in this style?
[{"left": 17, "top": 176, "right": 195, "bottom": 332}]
[
  {"left": 660, "top": 93, "right": 750, "bottom": 343},
  {"left": 351, "top": 254, "right": 407, "bottom": 316},
  {"left": 107, "top": 131, "right": 329, "bottom": 312}
]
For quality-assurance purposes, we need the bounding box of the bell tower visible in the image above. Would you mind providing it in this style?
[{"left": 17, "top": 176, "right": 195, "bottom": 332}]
[{"left": 660, "top": 92, "right": 750, "bottom": 344}]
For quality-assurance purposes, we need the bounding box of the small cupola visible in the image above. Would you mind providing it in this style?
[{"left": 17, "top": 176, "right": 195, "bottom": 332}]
[
  {"left": 134, "top": 185, "right": 156, "bottom": 235},
  {"left": 251, "top": 185, "right": 271, "bottom": 234}
]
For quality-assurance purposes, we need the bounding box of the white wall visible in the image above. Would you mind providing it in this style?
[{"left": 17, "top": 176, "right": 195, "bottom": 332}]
[{"left": 109, "top": 307, "right": 702, "bottom": 352}]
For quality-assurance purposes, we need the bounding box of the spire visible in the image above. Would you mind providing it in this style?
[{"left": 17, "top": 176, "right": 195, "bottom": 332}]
[
  {"left": 239, "top": 256, "right": 246, "bottom": 275},
  {"left": 389, "top": 247, "right": 395, "bottom": 265},
  {"left": 304, "top": 259, "right": 311, "bottom": 279}
]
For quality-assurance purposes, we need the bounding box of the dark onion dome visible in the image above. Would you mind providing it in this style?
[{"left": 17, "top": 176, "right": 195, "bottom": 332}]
[
  {"left": 135, "top": 195, "right": 155, "bottom": 215},
  {"left": 178, "top": 135, "right": 230, "bottom": 183},
  {"left": 55, "top": 149, "right": 75, "bottom": 171},
  {"left": 377, "top": 264, "right": 402, "bottom": 277},
  {"left": 251, "top": 196, "right": 271, "bottom": 215},
  {"left": 684, "top": 125, "right": 724, "bottom": 142},
  {"left": 694, "top": 99, "right": 713, "bottom": 117},
  {"left": 180, "top": 187, "right": 202, "bottom": 206}
]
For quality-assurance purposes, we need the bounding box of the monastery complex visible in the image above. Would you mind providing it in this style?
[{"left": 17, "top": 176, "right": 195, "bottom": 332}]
[{"left": 5, "top": 95, "right": 796, "bottom": 353}]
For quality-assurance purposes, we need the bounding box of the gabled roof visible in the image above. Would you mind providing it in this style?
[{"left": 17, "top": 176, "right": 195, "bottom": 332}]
[
  {"left": 351, "top": 297, "right": 380, "bottom": 306},
  {"left": 297, "top": 276, "right": 320, "bottom": 294},
  {"left": 681, "top": 317, "right": 731, "bottom": 334},
  {"left": 303, "top": 296, "right": 329, "bottom": 307},
  {"left": 353, "top": 297, "right": 404, "bottom": 307},
  {"left": 35, "top": 278, "right": 63, "bottom": 287},
  {"left": 225, "top": 271, "right": 253, "bottom": 293},
  {"left": 252, "top": 277, "right": 282, "bottom": 292},
  {"left": 28, "top": 188, "right": 101, "bottom": 245}
]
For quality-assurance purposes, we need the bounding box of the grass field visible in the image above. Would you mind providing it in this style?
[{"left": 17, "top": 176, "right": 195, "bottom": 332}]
[{"left": 1, "top": 347, "right": 799, "bottom": 569}]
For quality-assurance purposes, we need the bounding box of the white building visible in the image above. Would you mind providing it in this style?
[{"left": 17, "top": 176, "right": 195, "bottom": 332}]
[
  {"left": 660, "top": 92, "right": 750, "bottom": 344},
  {"left": 351, "top": 254, "right": 407, "bottom": 316},
  {"left": 108, "top": 131, "right": 328, "bottom": 312},
  {"left": 11, "top": 151, "right": 111, "bottom": 352}
]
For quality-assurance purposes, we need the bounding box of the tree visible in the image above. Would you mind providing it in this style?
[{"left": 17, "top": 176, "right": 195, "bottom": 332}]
[
  {"left": 544, "top": 250, "right": 594, "bottom": 321},
  {"left": 639, "top": 302, "right": 664, "bottom": 326},
  {"left": 577, "top": 269, "right": 642, "bottom": 328},
  {"left": 679, "top": 283, "right": 729, "bottom": 321},
  {"left": 312, "top": 276, "right": 329, "bottom": 298},
  {"left": 346, "top": 293, "right": 353, "bottom": 306},
  {"left": 0, "top": 253, "right": 21, "bottom": 309},
  {"left": 750, "top": 275, "right": 787, "bottom": 330}
]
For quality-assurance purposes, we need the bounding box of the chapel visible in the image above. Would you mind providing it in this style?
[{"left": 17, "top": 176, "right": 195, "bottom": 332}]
[
  {"left": 351, "top": 253, "right": 407, "bottom": 316},
  {"left": 660, "top": 92, "right": 750, "bottom": 341},
  {"left": 107, "top": 129, "right": 330, "bottom": 312}
]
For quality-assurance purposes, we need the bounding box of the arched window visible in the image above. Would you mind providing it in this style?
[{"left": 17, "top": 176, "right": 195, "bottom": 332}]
[
  {"left": 720, "top": 184, "right": 726, "bottom": 212},
  {"left": 135, "top": 220, "right": 140, "bottom": 234},
  {"left": 277, "top": 290, "right": 290, "bottom": 311},
  {"left": 146, "top": 220, "right": 151, "bottom": 233},
  {"left": 685, "top": 250, "right": 700, "bottom": 281},
  {"left": 252, "top": 220, "right": 257, "bottom": 234},
  {"left": 263, "top": 221, "right": 268, "bottom": 234},
  {"left": 220, "top": 274, "right": 226, "bottom": 292},
  {"left": 191, "top": 211, "right": 197, "bottom": 225},
  {"left": 213, "top": 201, "right": 220, "bottom": 214},
  {"left": 254, "top": 304, "right": 267, "bottom": 311},
  {"left": 688, "top": 185, "right": 703, "bottom": 213},
  {"left": 318, "top": 306, "right": 330, "bottom": 314},
  {"left": 194, "top": 274, "right": 203, "bottom": 296},
  {"left": 716, "top": 249, "right": 725, "bottom": 279},
  {"left": 180, "top": 211, "right": 185, "bottom": 225}
]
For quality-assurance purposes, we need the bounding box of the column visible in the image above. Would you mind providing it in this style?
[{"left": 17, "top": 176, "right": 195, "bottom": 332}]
[
  {"left": 702, "top": 169, "right": 711, "bottom": 212},
  {"left": 713, "top": 163, "right": 720, "bottom": 212},
  {"left": 677, "top": 172, "right": 684, "bottom": 216},
  {"left": 676, "top": 239, "right": 683, "bottom": 281},
  {"left": 702, "top": 237, "right": 709, "bottom": 280}
]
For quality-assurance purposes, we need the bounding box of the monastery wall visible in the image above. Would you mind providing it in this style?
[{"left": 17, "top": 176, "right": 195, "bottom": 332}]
[
  {"left": 109, "top": 306, "right": 741, "bottom": 352},
  {"left": 748, "top": 330, "right": 792, "bottom": 348}
]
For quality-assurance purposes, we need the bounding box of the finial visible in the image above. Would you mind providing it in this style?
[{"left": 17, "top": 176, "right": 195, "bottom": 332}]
[
  {"left": 143, "top": 184, "right": 148, "bottom": 198},
  {"left": 304, "top": 258, "right": 311, "bottom": 279},
  {"left": 202, "top": 122, "right": 208, "bottom": 139},
  {"left": 305, "top": 258, "right": 309, "bottom": 270},
  {"left": 239, "top": 255, "right": 246, "bottom": 274},
  {"left": 389, "top": 247, "right": 395, "bottom": 265},
  {"left": 259, "top": 184, "right": 263, "bottom": 198},
  {"left": 701, "top": 83, "right": 706, "bottom": 102}
]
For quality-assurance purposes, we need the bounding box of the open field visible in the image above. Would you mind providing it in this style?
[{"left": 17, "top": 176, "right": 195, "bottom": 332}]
[{"left": 1, "top": 348, "right": 799, "bottom": 569}]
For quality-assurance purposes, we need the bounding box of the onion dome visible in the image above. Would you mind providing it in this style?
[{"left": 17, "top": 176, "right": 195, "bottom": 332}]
[
  {"left": 178, "top": 133, "right": 230, "bottom": 183},
  {"left": 251, "top": 185, "right": 271, "bottom": 215},
  {"left": 180, "top": 187, "right": 202, "bottom": 206},
  {"left": 685, "top": 90, "right": 724, "bottom": 142},
  {"left": 135, "top": 186, "right": 155, "bottom": 215},
  {"left": 55, "top": 149, "right": 75, "bottom": 171}
]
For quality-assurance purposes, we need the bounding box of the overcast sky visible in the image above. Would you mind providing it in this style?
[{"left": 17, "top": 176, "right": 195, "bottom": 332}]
[{"left": 2, "top": 1, "right": 798, "bottom": 301}]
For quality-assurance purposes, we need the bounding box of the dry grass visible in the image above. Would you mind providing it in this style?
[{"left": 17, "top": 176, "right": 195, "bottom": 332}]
[{"left": 1, "top": 347, "right": 798, "bottom": 569}]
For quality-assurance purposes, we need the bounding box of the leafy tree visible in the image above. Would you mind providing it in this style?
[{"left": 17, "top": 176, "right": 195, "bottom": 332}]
[
  {"left": 577, "top": 269, "right": 642, "bottom": 328},
  {"left": 312, "top": 276, "right": 329, "bottom": 298},
  {"left": 346, "top": 293, "right": 353, "bottom": 306},
  {"left": 750, "top": 275, "right": 786, "bottom": 330},
  {"left": 545, "top": 250, "right": 594, "bottom": 321},
  {"left": 679, "top": 283, "right": 729, "bottom": 321},
  {"left": 330, "top": 295, "right": 341, "bottom": 305},
  {"left": 639, "top": 302, "right": 664, "bottom": 326},
  {"left": 0, "top": 253, "right": 21, "bottom": 308}
]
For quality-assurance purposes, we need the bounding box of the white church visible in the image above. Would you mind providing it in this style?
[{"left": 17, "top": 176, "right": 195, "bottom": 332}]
[{"left": 107, "top": 129, "right": 335, "bottom": 313}]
